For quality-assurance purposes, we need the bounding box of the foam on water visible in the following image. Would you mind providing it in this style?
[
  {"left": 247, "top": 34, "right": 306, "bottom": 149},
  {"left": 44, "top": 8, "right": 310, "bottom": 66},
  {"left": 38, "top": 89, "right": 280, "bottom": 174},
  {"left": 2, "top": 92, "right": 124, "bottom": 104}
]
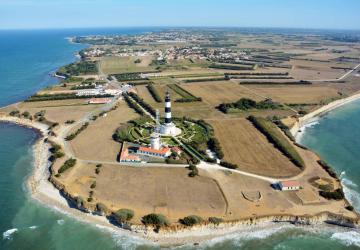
[
  {"left": 94, "top": 224, "right": 153, "bottom": 250},
  {"left": 296, "top": 119, "right": 320, "bottom": 142},
  {"left": 57, "top": 219, "right": 65, "bottom": 225},
  {"left": 29, "top": 225, "right": 38, "bottom": 230},
  {"left": 3, "top": 228, "right": 18, "bottom": 240},
  {"left": 194, "top": 224, "right": 296, "bottom": 249},
  {"left": 340, "top": 172, "right": 360, "bottom": 210},
  {"left": 330, "top": 231, "right": 360, "bottom": 247}
]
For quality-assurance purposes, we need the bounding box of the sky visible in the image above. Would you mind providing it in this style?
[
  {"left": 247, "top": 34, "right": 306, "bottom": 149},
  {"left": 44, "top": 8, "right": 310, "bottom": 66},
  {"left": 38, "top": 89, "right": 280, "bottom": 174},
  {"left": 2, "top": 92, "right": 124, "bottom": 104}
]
[{"left": 0, "top": 0, "right": 359, "bottom": 30}]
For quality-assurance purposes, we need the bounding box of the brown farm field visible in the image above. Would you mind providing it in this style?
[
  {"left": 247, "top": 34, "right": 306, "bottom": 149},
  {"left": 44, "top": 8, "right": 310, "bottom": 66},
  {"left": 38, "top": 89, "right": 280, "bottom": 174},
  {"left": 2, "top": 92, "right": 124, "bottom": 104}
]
[
  {"left": 99, "top": 56, "right": 155, "bottom": 74},
  {"left": 181, "top": 81, "right": 263, "bottom": 107},
  {"left": 61, "top": 165, "right": 227, "bottom": 223},
  {"left": 208, "top": 118, "right": 301, "bottom": 178},
  {"left": 69, "top": 102, "right": 139, "bottom": 162},
  {"left": 245, "top": 85, "right": 340, "bottom": 104}
]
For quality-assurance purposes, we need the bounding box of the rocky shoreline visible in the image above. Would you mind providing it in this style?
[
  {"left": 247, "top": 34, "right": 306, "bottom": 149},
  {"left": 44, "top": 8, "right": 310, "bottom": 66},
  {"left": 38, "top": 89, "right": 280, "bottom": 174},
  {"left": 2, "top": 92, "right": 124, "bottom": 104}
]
[{"left": 0, "top": 112, "right": 359, "bottom": 246}]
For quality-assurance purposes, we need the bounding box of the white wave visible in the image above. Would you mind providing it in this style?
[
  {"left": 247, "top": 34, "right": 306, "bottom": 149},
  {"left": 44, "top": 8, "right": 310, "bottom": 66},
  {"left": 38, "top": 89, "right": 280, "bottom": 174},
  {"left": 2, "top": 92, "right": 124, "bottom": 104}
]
[
  {"left": 3, "top": 228, "right": 18, "bottom": 240},
  {"left": 57, "top": 219, "right": 65, "bottom": 225},
  {"left": 296, "top": 120, "right": 320, "bottom": 142},
  {"left": 94, "top": 224, "right": 152, "bottom": 250},
  {"left": 331, "top": 231, "right": 360, "bottom": 247},
  {"left": 196, "top": 224, "right": 294, "bottom": 249},
  {"left": 29, "top": 225, "right": 38, "bottom": 230},
  {"left": 340, "top": 173, "right": 360, "bottom": 210}
]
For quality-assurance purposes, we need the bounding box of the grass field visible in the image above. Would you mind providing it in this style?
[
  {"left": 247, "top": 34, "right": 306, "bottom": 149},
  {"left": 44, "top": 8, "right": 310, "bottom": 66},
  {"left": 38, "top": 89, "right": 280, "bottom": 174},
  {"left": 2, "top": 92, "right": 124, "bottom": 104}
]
[
  {"left": 208, "top": 118, "right": 301, "bottom": 178},
  {"left": 98, "top": 56, "right": 155, "bottom": 74}
]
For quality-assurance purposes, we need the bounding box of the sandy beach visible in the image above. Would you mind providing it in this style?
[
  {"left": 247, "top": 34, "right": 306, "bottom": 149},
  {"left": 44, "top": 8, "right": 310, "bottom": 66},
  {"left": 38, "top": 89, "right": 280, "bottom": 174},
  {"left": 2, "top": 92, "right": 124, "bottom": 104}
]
[
  {"left": 290, "top": 92, "right": 360, "bottom": 137},
  {"left": 1, "top": 90, "right": 360, "bottom": 246}
]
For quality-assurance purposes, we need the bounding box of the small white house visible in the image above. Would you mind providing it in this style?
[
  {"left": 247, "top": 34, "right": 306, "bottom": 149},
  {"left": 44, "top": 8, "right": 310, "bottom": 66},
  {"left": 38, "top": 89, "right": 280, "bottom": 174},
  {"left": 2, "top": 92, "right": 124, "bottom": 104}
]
[{"left": 279, "top": 180, "right": 301, "bottom": 191}]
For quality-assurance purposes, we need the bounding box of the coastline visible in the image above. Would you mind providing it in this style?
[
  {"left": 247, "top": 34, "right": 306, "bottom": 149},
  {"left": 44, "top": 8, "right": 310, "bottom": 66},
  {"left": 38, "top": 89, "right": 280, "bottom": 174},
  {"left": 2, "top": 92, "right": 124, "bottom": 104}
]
[
  {"left": 0, "top": 112, "right": 360, "bottom": 247},
  {"left": 290, "top": 92, "right": 360, "bottom": 137}
]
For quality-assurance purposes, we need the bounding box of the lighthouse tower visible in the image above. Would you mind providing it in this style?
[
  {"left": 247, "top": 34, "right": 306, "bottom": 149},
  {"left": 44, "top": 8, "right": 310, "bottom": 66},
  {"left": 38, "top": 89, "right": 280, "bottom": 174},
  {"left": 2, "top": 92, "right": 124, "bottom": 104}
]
[
  {"left": 160, "top": 91, "right": 181, "bottom": 136},
  {"left": 164, "top": 91, "right": 172, "bottom": 124}
]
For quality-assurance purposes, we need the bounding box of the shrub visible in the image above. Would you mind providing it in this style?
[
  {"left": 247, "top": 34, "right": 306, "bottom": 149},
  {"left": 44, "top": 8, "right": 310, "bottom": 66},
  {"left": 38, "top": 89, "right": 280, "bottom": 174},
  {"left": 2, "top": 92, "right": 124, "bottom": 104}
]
[
  {"left": 319, "top": 188, "right": 344, "bottom": 200},
  {"left": 179, "top": 215, "right": 204, "bottom": 226},
  {"left": 317, "top": 160, "right": 338, "bottom": 179},
  {"left": 207, "top": 138, "right": 224, "bottom": 159},
  {"left": 90, "top": 181, "right": 96, "bottom": 189},
  {"left": 58, "top": 158, "right": 76, "bottom": 173},
  {"left": 345, "top": 205, "right": 354, "bottom": 211},
  {"left": 96, "top": 203, "right": 108, "bottom": 215},
  {"left": 142, "top": 213, "right": 170, "bottom": 228},
  {"left": 220, "top": 161, "right": 238, "bottom": 169},
  {"left": 96, "top": 164, "right": 102, "bottom": 168},
  {"left": 95, "top": 168, "right": 100, "bottom": 174},
  {"left": 87, "top": 197, "right": 93, "bottom": 202},
  {"left": 65, "top": 122, "right": 89, "bottom": 141},
  {"left": 188, "top": 164, "right": 199, "bottom": 177},
  {"left": 208, "top": 217, "right": 223, "bottom": 225},
  {"left": 113, "top": 209, "right": 134, "bottom": 224}
]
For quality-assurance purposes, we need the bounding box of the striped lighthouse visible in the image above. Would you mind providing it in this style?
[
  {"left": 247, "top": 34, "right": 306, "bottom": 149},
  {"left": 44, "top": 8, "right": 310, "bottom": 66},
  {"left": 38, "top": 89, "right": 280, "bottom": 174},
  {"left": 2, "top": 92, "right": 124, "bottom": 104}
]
[
  {"left": 160, "top": 91, "right": 181, "bottom": 136},
  {"left": 164, "top": 91, "right": 172, "bottom": 124}
]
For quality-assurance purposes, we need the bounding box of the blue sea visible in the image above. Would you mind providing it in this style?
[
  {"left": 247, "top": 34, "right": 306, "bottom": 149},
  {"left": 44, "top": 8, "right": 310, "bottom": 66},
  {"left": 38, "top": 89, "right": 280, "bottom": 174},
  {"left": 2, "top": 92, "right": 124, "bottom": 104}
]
[{"left": 0, "top": 28, "right": 359, "bottom": 249}]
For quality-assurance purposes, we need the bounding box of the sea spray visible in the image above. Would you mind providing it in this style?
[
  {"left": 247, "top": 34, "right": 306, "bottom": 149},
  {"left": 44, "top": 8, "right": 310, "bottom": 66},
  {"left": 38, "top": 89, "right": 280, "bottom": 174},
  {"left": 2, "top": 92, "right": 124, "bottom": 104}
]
[{"left": 3, "top": 228, "right": 18, "bottom": 240}]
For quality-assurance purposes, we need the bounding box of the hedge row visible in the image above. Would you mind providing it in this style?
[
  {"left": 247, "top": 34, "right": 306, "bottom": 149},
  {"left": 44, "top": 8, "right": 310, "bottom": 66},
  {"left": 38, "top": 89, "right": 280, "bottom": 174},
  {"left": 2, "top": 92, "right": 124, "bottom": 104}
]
[
  {"left": 146, "top": 83, "right": 162, "bottom": 102},
  {"left": 239, "top": 80, "right": 312, "bottom": 85},
  {"left": 26, "top": 93, "right": 113, "bottom": 102},
  {"left": 209, "top": 64, "right": 254, "bottom": 71},
  {"left": 167, "top": 84, "right": 202, "bottom": 102},
  {"left": 248, "top": 116, "right": 305, "bottom": 169},
  {"left": 183, "top": 77, "right": 228, "bottom": 83},
  {"left": 123, "top": 93, "right": 145, "bottom": 116},
  {"left": 128, "top": 92, "right": 156, "bottom": 117}
]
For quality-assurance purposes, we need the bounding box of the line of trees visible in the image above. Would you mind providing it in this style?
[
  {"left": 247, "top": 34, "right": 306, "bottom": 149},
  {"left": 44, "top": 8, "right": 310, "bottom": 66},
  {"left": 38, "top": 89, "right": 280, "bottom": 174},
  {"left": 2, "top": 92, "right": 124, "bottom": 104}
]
[
  {"left": 146, "top": 83, "right": 162, "bottom": 102},
  {"left": 248, "top": 116, "right": 305, "bottom": 169},
  {"left": 128, "top": 92, "right": 156, "bottom": 117}
]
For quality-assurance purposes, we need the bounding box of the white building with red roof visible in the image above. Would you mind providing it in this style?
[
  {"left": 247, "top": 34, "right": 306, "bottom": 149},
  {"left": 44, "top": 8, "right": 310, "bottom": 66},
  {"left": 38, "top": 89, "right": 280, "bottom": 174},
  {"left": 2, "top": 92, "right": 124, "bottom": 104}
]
[
  {"left": 279, "top": 180, "right": 301, "bottom": 191},
  {"left": 137, "top": 146, "right": 171, "bottom": 158}
]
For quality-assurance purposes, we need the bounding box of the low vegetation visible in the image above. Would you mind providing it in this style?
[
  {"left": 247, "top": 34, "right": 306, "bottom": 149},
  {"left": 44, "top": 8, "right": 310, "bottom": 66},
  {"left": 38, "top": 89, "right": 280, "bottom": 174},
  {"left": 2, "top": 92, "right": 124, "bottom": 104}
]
[
  {"left": 188, "top": 164, "right": 199, "bottom": 177},
  {"left": 208, "top": 217, "right": 223, "bottom": 225},
  {"left": 65, "top": 122, "right": 89, "bottom": 141},
  {"left": 248, "top": 116, "right": 304, "bottom": 169},
  {"left": 317, "top": 160, "right": 338, "bottom": 179},
  {"left": 218, "top": 98, "right": 282, "bottom": 113},
  {"left": 57, "top": 61, "right": 98, "bottom": 77},
  {"left": 319, "top": 188, "right": 344, "bottom": 200},
  {"left": 220, "top": 161, "right": 238, "bottom": 169},
  {"left": 179, "top": 215, "right": 204, "bottom": 226},
  {"left": 58, "top": 158, "right": 77, "bottom": 174},
  {"left": 113, "top": 209, "right": 134, "bottom": 224},
  {"left": 209, "top": 63, "right": 254, "bottom": 70},
  {"left": 142, "top": 213, "right": 170, "bottom": 228}
]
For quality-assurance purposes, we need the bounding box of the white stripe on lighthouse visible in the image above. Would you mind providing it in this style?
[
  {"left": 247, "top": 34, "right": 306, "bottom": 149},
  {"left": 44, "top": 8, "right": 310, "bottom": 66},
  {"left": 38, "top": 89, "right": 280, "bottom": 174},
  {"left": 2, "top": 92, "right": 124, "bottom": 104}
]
[
  {"left": 165, "top": 102, "right": 171, "bottom": 108},
  {"left": 165, "top": 112, "right": 171, "bottom": 118}
]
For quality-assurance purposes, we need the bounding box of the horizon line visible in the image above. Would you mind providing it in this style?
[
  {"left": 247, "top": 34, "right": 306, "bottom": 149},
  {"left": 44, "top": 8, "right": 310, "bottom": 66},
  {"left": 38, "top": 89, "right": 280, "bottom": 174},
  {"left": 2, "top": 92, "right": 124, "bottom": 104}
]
[{"left": 1, "top": 25, "right": 360, "bottom": 32}]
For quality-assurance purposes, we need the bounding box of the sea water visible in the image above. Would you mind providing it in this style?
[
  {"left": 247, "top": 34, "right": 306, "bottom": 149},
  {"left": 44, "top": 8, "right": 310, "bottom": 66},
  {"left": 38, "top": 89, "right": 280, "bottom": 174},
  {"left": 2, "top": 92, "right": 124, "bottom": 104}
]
[{"left": 0, "top": 28, "right": 360, "bottom": 250}]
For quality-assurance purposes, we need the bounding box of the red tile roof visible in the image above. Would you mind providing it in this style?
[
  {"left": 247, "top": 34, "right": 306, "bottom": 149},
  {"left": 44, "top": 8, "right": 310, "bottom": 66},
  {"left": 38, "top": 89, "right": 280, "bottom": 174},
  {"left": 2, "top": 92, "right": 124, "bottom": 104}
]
[
  {"left": 280, "top": 180, "right": 301, "bottom": 187},
  {"left": 138, "top": 146, "right": 170, "bottom": 155}
]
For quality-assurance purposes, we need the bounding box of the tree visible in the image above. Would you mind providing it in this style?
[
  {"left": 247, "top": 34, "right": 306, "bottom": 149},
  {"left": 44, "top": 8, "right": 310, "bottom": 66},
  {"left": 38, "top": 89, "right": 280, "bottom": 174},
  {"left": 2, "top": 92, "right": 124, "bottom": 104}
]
[{"left": 113, "top": 209, "right": 134, "bottom": 224}]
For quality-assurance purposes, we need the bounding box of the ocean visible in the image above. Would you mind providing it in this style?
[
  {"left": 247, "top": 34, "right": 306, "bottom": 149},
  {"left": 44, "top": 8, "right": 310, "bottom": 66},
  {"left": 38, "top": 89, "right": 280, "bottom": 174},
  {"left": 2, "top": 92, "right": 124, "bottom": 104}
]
[{"left": 0, "top": 28, "right": 359, "bottom": 250}]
